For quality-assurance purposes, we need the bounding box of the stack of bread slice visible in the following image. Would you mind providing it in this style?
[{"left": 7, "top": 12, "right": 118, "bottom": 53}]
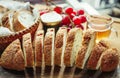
[
  {"left": 1, "top": 10, "right": 36, "bottom": 32},
  {"left": 64, "top": 28, "right": 83, "bottom": 67},
  {"left": 75, "top": 29, "right": 96, "bottom": 69},
  {"left": 12, "top": 10, "right": 35, "bottom": 32},
  {"left": 0, "top": 27, "right": 119, "bottom": 72}
]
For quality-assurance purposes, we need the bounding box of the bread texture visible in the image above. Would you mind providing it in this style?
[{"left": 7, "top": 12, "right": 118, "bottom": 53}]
[
  {"left": 87, "top": 40, "right": 109, "bottom": 70},
  {"left": 13, "top": 10, "right": 35, "bottom": 32},
  {"left": 64, "top": 28, "right": 83, "bottom": 67},
  {"left": 44, "top": 28, "right": 55, "bottom": 66},
  {"left": 0, "top": 5, "right": 8, "bottom": 13},
  {"left": 1, "top": 11, "right": 14, "bottom": 31},
  {"left": 22, "top": 33, "right": 34, "bottom": 67},
  {"left": 75, "top": 29, "right": 96, "bottom": 69},
  {"left": 100, "top": 48, "right": 119, "bottom": 72},
  {"left": 0, "top": 39, "right": 25, "bottom": 71},
  {"left": 34, "top": 30, "right": 44, "bottom": 67},
  {"left": 54, "top": 27, "right": 67, "bottom": 66},
  {"left": 0, "top": 5, "right": 8, "bottom": 25}
]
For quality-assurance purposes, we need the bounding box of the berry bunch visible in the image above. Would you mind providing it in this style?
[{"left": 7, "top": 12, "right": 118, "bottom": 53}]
[
  {"left": 40, "top": 5, "right": 87, "bottom": 31},
  {"left": 62, "top": 7, "right": 86, "bottom": 31}
]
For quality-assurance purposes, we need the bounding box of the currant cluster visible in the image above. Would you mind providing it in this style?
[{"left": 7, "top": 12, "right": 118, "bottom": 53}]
[{"left": 40, "top": 6, "right": 87, "bottom": 31}]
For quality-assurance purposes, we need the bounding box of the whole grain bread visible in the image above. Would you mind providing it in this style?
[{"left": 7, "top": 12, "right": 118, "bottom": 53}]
[{"left": 0, "top": 39, "right": 25, "bottom": 71}]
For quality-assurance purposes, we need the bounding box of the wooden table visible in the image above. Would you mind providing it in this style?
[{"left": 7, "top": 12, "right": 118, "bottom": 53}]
[{"left": 0, "top": 2, "right": 120, "bottom": 78}]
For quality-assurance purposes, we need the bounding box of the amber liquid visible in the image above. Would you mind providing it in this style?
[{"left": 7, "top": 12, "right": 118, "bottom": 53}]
[
  {"left": 88, "top": 23, "right": 111, "bottom": 42},
  {"left": 96, "top": 29, "right": 111, "bottom": 42}
]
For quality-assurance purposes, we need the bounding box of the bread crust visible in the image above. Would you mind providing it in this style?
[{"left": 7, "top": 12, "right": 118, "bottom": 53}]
[
  {"left": 44, "top": 28, "right": 54, "bottom": 66},
  {"left": 0, "top": 39, "right": 25, "bottom": 71},
  {"left": 100, "top": 48, "right": 119, "bottom": 72},
  {"left": 23, "top": 33, "right": 34, "bottom": 67},
  {"left": 34, "top": 30, "right": 44, "bottom": 67},
  {"left": 54, "top": 27, "right": 67, "bottom": 66},
  {"left": 75, "top": 45, "right": 87, "bottom": 68},
  {"left": 82, "top": 29, "right": 95, "bottom": 45},
  {"left": 87, "top": 40, "right": 109, "bottom": 70}
]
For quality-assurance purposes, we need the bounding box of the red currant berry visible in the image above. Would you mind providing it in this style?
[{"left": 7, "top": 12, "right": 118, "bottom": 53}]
[
  {"left": 54, "top": 6, "right": 62, "bottom": 14},
  {"left": 76, "top": 24, "right": 84, "bottom": 30},
  {"left": 72, "top": 16, "right": 81, "bottom": 25},
  {"left": 65, "top": 7, "right": 73, "bottom": 14},
  {"left": 61, "top": 15, "right": 70, "bottom": 25},
  {"left": 79, "top": 15, "right": 86, "bottom": 23},
  {"left": 77, "top": 9, "right": 84, "bottom": 15}
]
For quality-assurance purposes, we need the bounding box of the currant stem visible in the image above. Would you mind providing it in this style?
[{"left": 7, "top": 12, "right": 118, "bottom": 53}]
[
  {"left": 48, "top": 0, "right": 57, "bottom": 7},
  {"left": 66, "top": 14, "right": 75, "bottom": 28}
]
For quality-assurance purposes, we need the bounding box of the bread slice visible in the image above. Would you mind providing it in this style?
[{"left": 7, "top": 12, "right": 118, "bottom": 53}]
[
  {"left": 87, "top": 40, "right": 109, "bottom": 70},
  {"left": 64, "top": 28, "right": 83, "bottom": 67},
  {"left": 22, "top": 33, "right": 34, "bottom": 67},
  {"left": 1, "top": 11, "right": 14, "bottom": 31},
  {"left": 44, "top": 28, "right": 55, "bottom": 66},
  {"left": 34, "top": 30, "right": 44, "bottom": 67},
  {"left": 100, "top": 48, "right": 119, "bottom": 72},
  {"left": 0, "top": 5, "right": 9, "bottom": 25},
  {"left": 75, "top": 29, "right": 96, "bottom": 69},
  {"left": 0, "top": 39, "right": 25, "bottom": 71},
  {"left": 13, "top": 10, "right": 35, "bottom": 32},
  {"left": 54, "top": 27, "right": 67, "bottom": 66},
  {"left": 0, "top": 5, "right": 8, "bottom": 13}
]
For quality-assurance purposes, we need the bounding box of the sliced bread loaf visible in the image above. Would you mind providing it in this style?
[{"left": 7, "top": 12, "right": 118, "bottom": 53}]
[{"left": 76, "top": 29, "right": 96, "bottom": 69}]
